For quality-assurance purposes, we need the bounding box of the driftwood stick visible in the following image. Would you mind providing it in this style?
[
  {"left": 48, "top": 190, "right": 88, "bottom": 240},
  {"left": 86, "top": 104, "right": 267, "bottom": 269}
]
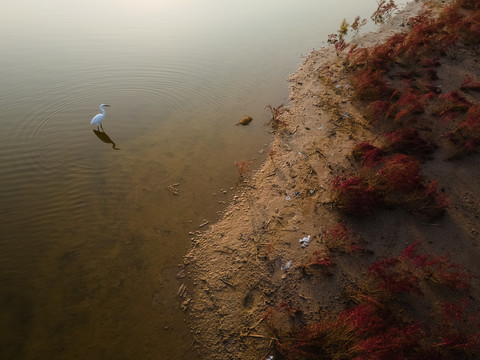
[{"left": 198, "top": 220, "right": 210, "bottom": 228}]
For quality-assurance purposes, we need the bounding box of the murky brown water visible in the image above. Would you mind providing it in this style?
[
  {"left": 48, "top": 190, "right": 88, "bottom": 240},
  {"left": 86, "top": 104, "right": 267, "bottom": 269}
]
[{"left": 0, "top": 0, "right": 407, "bottom": 359}]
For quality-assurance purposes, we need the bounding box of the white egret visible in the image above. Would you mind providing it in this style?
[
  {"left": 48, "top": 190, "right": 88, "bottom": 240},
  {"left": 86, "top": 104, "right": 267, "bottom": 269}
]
[{"left": 91, "top": 104, "right": 110, "bottom": 130}]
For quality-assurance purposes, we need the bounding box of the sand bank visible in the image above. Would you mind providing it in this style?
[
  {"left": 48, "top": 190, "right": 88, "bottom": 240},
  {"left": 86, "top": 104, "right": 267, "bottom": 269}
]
[{"left": 183, "top": 1, "right": 480, "bottom": 358}]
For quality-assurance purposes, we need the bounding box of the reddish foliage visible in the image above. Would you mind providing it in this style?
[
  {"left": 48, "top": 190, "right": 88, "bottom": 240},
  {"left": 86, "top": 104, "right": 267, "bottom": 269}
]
[
  {"left": 355, "top": 323, "right": 425, "bottom": 360},
  {"left": 368, "top": 242, "right": 473, "bottom": 295},
  {"left": 376, "top": 154, "right": 423, "bottom": 193},
  {"left": 366, "top": 100, "right": 391, "bottom": 123},
  {"left": 397, "top": 21, "right": 438, "bottom": 61},
  {"left": 353, "top": 69, "right": 393, "bottom": 100},
  {"left": 436, "top": 299, "right": 480, "bottom": 351},
  {"left": 368, "top": 257, "right": 423, "bottom": 294},
  {"left": 386, "top": 89, "right": 429, "bottom": 123},
  {"left": 397, "top": 242, "right": 472, "bottom": 291},
  {"left": 335, "top": 38, "right": 348, "bottom": 55},
  {"left": 461, "top": 75, "right": 480, "bottom": 91},
  {"left": 439, "top": 91, "right": 471, "bottom": 113},
  {"left": 352, "top": 142, "right": 385, "bottom": 167},
  {"left": 234, "top": 159, "right": 252, "bottom": 176},
  {"left": 308, "top": 250, "right": 335, "bottom": 267},
  {"left": 440, "top": 299, "right": 471, "bottom": 323},
  {"left": 371, "top": 0, "right": 397, "bottom": 25},
  {"left": 384, "top": 128, "right": 435, "bottom": 155},
  {"left": 332, "top": 176, "right": 382, "bottom": 216},
  {"left": 405, "top": 181, "right": 449, "bottom": 221},
  {"left": 462, "top": 105, "right": 480, "bottom": 130},
  {"left": 325, "top": 223, "right": 363, "bottom": 253},
  {"left": 273, "top": 241, "right": 479, "bottom": 359},
  {"left": 340, "top": 297, "right": 389, "bottom": 336},
  {"left": 427, "top": 181, "right": 449, "bottom": 209},
  {"left": 445, "top": 105, "right": 480, "bottom": 157},
  {"left": 365, "top": 43, "right": 397, "bottom": 70},
  {"left": 425, "top": 254, "right": 473, "bottom": 290}
]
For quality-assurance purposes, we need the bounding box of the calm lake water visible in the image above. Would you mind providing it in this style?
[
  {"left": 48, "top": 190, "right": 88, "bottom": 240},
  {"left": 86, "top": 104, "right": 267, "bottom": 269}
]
[{"left": 0, "top": 0, "right": 406, "bottom": 359}]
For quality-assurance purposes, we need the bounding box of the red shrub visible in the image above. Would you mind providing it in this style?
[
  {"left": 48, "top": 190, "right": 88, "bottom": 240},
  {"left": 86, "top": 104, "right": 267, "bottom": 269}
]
[
  {"left": 365, "top": 43, "right": 397, "bottom": 70},
  {"left": 461, "top": 75, "right": 480, "bottom": 91},
  {"left": 325, "top": 223, "right": 364, "bottom": 253},
  {"left": 366, "top": 100, "right": 391, "bottom": 123},
  {"left": 368, "top": 242, "right": 473, "bottom": 296},
  {"left": 405, "top": 180, "right": 449, "bottom": 220},
  {"left": 397, "top": 21, "right": 437, "bottom": 61},
  {"left": 353, "top": 69, "right": 393, "bottom": 100},
  {"left": 384, "top": 128, "right": 435, "bottom": 155},
  {"left": 355, "top": 323, "right": 424, "bottom": 360},
  {"left": 462, "top": 105, "right": 480, "bottom": 130},
  {"left": 308, "top": 249, "right": 335, "bottom": 267},
  {"left": 436, "top": 299, "right": 480, "bottom": 351},
  {"left": 401, "top": 242, "right": 472, "bottom": 290},
  {"left": 425, "top": 255, "right": 474, "bottom": 290},
  {"left": 376, "top": 154, "right": 423, "bottom": 193},
  {"left": 387, "top": 89, "right": 429, "bottom": 123},
  {"left": 352, "top": 142, "right": 385, "bottom": 167},
  {"left": 445, "top": 105, "right": 480, "bottom": 158},
  {"left": 368, "top": 257, "right": 423, "bottom": 294},
  {"left": 332, "top": 176, "right": 382, "bottom": 216}
]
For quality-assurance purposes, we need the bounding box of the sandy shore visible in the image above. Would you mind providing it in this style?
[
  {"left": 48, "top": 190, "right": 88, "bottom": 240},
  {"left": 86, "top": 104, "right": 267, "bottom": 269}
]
[{"left": 183, "top": 1, "right": 480, "bottom": 359}]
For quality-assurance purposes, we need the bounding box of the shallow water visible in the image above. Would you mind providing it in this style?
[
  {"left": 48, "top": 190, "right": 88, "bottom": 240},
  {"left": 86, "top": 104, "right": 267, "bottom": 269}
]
[{"left": 0, "top": 0, "right": 407, "bottom": 359}]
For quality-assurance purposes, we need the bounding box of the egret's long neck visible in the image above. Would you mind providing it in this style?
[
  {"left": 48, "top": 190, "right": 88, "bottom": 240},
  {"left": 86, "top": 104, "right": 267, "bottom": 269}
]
[{"left": 100, "top": 105, "right": 106, "bottom": 115}]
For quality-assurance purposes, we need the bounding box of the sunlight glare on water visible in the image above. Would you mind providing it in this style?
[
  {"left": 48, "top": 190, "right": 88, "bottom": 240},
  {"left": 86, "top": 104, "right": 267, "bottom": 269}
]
[{"left": 0, "top": 0, "right": 408, "bottom": 359}]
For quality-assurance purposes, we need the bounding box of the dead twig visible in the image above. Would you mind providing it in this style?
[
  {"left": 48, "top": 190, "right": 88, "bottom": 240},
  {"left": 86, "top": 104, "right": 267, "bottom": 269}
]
[
  {"left": 249, "top": 317, "right": 264, "bottom": 331},
  {"left": 219, "top": 278, "right": 236, "bottom": 288},
  {"left": 240, "top": 333, "right": 278, "bottom": 342},
  {"left": 177, "top": 283, "right": 187, "bottom": 297},
  {"left": 166, "top": 183, "right": 180, "bottom": 195},
  {"left": 214, "top": 249, "right": 232, "bottom": 254},
  {"left": 198, "top": 219, "right": 209, "bottom": 228}
]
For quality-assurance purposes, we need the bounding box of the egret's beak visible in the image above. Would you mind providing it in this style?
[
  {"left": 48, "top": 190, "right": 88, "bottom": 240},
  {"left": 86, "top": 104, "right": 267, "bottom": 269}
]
[{"left": 104, "top": 104, "right": 111, "bottom": 107}]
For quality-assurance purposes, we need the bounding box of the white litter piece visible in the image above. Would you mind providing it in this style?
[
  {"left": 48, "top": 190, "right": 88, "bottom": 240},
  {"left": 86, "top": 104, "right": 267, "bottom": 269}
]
[
  {"left": 285, "top": 196, "right": 291, "bottom": 201},
  {"left": 281, "top": 260, "right": 292, "bottom": 271},
  {"left": 299, "top": 235, "right": 311, "bottom": 248}
]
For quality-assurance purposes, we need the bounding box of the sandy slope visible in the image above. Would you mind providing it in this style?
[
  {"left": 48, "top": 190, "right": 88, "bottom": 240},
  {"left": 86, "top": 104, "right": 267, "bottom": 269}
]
[{"left": 182, "top": 1, "right": 480, "bottom": 358}]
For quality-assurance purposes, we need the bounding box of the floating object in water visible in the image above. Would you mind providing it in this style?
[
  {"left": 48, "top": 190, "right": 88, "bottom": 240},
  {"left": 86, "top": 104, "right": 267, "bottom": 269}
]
[
  {"left": 91, "top": 104, "right": 110, "bottom": 130},
  {"left": 236, "top": 115, "right": 253, "bottom": 126}
]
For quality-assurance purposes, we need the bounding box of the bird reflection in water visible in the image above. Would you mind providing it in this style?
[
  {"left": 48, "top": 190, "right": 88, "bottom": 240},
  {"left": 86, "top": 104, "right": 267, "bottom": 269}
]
[{"left": 93, "top": 128, "right": 119, "bottom": 150}]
